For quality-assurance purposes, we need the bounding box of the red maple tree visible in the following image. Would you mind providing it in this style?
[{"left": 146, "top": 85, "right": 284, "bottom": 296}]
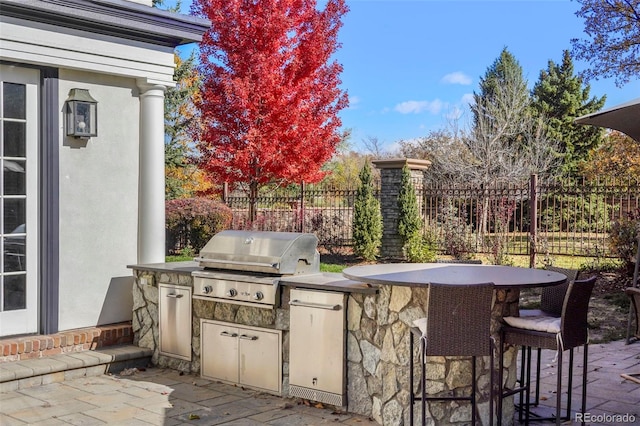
[{"left": 192, "top": 0, "right": 349, "bottom": 220}]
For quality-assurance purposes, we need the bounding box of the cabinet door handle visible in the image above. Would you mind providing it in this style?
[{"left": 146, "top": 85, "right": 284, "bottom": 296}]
[
  {"left": 239, "top": 334, "right": 258, "bottom": 341},
  {"left": 220, "top": 331, "right": 238, "bottom": 337},
  {"left": 166, "top": 293, "right": 184, "bottom": 298},
  {"left": 289, "top": 300, "right": 341, "bottom": 310}
]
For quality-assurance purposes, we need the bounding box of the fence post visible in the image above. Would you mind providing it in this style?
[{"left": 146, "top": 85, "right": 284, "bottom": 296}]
[
  {"left": 529, "top": 174, "right": 538, "bottom": 268},
  {"left": 223, "top": 182, "right": 229, "bottom": 205},
  {"left": 299, "top": 181, "right": 305, "bottom": 233},
  {"left": 371, "top": 158, "right": 431, "bottom": 259}
]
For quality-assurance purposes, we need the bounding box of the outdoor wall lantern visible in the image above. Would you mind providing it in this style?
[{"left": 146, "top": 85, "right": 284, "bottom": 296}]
[{"left": 65, "top": 88, "right": 97, "bottom": 139}]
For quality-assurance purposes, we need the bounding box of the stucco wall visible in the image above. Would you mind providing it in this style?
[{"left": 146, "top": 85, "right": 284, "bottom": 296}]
[{"left": 57, "top": 69, "right": 140, "bottom": 331}]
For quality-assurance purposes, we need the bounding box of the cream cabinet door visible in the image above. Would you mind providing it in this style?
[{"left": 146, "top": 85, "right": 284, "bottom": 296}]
[
  {"left": 201, "top": 320, "right": 239, "bottom": 383},
  {"left": 238, "top": 327, "right": 281, "bottom": 393}
]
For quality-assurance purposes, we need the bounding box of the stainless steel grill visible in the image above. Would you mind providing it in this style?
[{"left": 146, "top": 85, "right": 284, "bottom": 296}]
[{"left": 192, "top": 230, "right": 320, "bottom": 308}]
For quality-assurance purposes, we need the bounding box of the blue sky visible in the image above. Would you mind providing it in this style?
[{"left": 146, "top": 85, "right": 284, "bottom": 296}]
[{"left": 170, "top": 0, "right": 640, "bottom": 152}]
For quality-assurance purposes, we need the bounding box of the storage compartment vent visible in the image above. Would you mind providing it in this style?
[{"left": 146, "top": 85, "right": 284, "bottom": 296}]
[{"left": 289, "top": 384, "right": 345, "bottom": 407}]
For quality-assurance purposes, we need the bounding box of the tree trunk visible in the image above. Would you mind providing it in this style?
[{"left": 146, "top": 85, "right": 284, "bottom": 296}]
[{"left": 249, "top": 181, "right": 258, "bottom": 224}]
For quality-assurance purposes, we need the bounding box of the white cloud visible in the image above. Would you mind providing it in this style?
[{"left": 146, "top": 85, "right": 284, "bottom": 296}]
[
  {"left": 395, "top": 99, "right": 444, "bottom": 115},
  {"left": 348, "top": 95, "right": 360, "bottom": 109},
  {"left": 461, "top": 93, "right": 474, "bottom": 105},
  {"left": 441, "top": 72, "right": 472, "bottom": 85}
]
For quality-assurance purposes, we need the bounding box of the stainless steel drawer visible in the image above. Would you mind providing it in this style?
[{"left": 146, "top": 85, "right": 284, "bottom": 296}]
[
  {"left": 289, "top": 289, "right": 346, "bottom": 406},
  {"left": 159, "top": 283, "right": 192, "bottom": 361}
]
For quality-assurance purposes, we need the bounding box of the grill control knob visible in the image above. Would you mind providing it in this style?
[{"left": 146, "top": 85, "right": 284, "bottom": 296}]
[
  {"left": 203, "top": 285, "right": 213, "bottom": 294},
  {"left": 226, "top": 288, "right": 238, "bottom": 297},
  {"left": 253, "top": 291, "right": 264, "bottom": 301}
]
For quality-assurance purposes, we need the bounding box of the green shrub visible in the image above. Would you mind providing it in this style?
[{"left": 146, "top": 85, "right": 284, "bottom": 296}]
[
  {"left": 404, "top": 233, "right": 437, "bottom": 263},
  {"left": 608, "top": 208, "right": 640, "bottom": 274},
  {"left": 439, "top": 199, "right": 475, "bottom": 260},
  {"left": 540, "top": 193, "right": 614, "bottom": 233},
  {"left": 166, "top": 198, "right": 232, "bottom": 255},
  {"left": 352, "top": 162, "right": 382, "bottom": 261}
]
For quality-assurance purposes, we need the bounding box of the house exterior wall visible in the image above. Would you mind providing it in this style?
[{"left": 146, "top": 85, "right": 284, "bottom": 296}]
[
  {"left": 1, "top": 6, "right": 183, "bottom": 333},
  {"left": 0, "top": 0, "right": 209, "bottom": 336},
  {"left": 57, "top": 69, "right": 140, "bottom": 331}
]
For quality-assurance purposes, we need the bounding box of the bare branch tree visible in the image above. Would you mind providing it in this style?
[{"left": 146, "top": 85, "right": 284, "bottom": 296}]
[{"left": 362, "top": 136, "right": 392, "bottom": 159}]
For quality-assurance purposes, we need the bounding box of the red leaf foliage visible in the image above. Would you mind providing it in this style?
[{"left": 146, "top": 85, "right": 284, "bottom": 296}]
[
  {"left": 191, "top": 0, "right": 349, "bottom": 191},
  {"left": 166, "top": 198, "right": 233, "bottom": 252}
]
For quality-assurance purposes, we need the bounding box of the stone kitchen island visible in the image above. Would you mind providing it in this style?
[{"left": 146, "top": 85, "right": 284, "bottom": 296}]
[
  {"left": 127, "top": 261, "right": 380, "bottom": 414},
  {"left": 129, "top": 260, "right": 564, "bottom": 425}
]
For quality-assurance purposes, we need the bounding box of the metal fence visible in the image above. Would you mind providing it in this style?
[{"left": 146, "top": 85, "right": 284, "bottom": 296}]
[
  {"left": 224, "top": 176, "right": 640, "bottom": 258},
  {"left": 225, "top": 182, "right": 360, "bottom": 251}
]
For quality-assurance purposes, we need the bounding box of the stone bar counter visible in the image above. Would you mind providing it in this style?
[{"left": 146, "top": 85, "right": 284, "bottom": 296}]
[
  {"left": 343, "top": 263, "right": 566, "bottom": 426},
  {"left": 342, "top": 279, "right": 520, "bottom": 425},
  {"left": 128, "top": 261, "right": 563, "bottom": 425}
]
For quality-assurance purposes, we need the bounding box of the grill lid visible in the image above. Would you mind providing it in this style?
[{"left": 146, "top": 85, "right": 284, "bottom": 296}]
[{"left": 195, "top": 230, "right": 320, "bottom": 275}]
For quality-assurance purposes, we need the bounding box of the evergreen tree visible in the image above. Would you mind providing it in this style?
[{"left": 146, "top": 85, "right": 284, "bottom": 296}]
[
  {"left": 473, "top": 47, "right": 529, "bottom": 142},
  {"left": 397, "top": 165, "right": 434, "bottom": 262},
  {"left": 352, "top": 162, "right": 382, "bottom": 261},
  {"left": 397, "top": 165, "right": 421, "bottom": 242},
  {"left": 531, "top": 50, "right": 606, "bottom": 176}
]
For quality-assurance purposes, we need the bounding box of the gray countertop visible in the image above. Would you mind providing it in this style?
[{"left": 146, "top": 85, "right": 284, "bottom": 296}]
[
  {"left": 343, "top": 263, "right": 567, "bottom": 288},
  {"left": 278, "top": 272, "right": 378, "bottom": 294},
  {"left": 128, "top": 263, "right": 378, "bottom": 294},
  {"left": 127, "top": 261, "right": 201, "bottom": 275}
]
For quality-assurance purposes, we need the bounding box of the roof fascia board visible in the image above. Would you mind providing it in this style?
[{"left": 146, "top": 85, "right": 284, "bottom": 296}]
[{"left": 0, "top": 0, "right": 211, "bottom": 47}]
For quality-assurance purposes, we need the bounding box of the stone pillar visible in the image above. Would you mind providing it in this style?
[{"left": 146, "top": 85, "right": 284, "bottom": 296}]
[
  {"left": 137, "top": 81, "right": 166, "bottom": 263},
  {"left": 372, "top": 158, "right": 431, "bottom": 259}
]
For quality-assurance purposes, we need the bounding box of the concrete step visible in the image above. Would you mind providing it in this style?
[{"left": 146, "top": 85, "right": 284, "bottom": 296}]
[{"left": 0, "top": 344, "right": 152, "bottom": 393}]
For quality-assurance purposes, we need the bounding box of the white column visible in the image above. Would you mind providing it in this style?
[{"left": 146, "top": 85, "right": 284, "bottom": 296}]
[{"left": 137, "top": 81, "right": 166, "bottom": 263}]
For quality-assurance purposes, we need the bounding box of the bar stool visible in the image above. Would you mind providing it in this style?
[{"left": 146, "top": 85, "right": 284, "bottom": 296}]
[
  {"left": 498, "top": 276, "right": 596, "bottom": 425},
  {"left": 409, "top": 282, "right": 495, "bottom": 426},
  {"left": 514, "top": 266, "right": 578, "bottom": 414}
]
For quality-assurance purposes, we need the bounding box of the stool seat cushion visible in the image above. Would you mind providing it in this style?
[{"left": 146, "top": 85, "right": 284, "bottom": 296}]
[
  {"left": 503, "top": 315, "right": 561, "bottom": 334},
  {"left": 519, "top": 309, "right": 545, "bottom": 317},
  {"left": 413, "top": 318, "right": 427, "bottom": 335}
]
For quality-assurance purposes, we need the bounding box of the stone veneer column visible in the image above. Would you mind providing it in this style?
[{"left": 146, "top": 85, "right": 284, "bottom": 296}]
[
  {"left": 137, "top": 81, "right": 166, "bottom": 263},
  {"left": 371, "top": 158, "right": 431, "bottom": 259}
]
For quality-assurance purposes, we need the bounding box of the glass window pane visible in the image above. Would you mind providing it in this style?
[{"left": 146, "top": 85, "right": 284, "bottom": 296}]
[
  {"left": 4, "top": 235, "right": 25, "bottom": 272},
  {"left": 4, "top": 160, "right": 26, "bottom": 195},
  {"left": 3, "top": 274, "right": 26, "bottom": 310},
  {"left": 4, "top": 198, "right": 25, "bottom": 233},
  {"left": 3, "top": 121, "right": 26, "bottom": 157},
  {"left": 3, "top": 83, "right": 26, "bottom": 120}
]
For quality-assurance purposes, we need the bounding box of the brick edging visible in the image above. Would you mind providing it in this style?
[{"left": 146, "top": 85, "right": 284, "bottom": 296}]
[{"left": 0, "top": 322, "right": 133, "bottom": 363}]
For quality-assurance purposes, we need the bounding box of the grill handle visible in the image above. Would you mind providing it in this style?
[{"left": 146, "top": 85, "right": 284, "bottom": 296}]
[
  {"left": 289, "top": 300, "right": 342, "bottom": 311},
  {"left": 239, "top": 334, "right": 258, "bottom": 341},
  {"left": 194, "top": 257, "right": 279, "bottom": 270}
]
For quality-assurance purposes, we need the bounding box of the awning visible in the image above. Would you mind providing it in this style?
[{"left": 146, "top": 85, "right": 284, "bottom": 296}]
[{"left": 574, "top": 97, "right": 640, "bottom": 142}]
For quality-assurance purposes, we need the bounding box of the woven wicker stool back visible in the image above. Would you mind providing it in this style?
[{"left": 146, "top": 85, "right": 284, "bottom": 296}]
[{"left": 410, "top": 282, "right": 495, "bottom": 426}]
